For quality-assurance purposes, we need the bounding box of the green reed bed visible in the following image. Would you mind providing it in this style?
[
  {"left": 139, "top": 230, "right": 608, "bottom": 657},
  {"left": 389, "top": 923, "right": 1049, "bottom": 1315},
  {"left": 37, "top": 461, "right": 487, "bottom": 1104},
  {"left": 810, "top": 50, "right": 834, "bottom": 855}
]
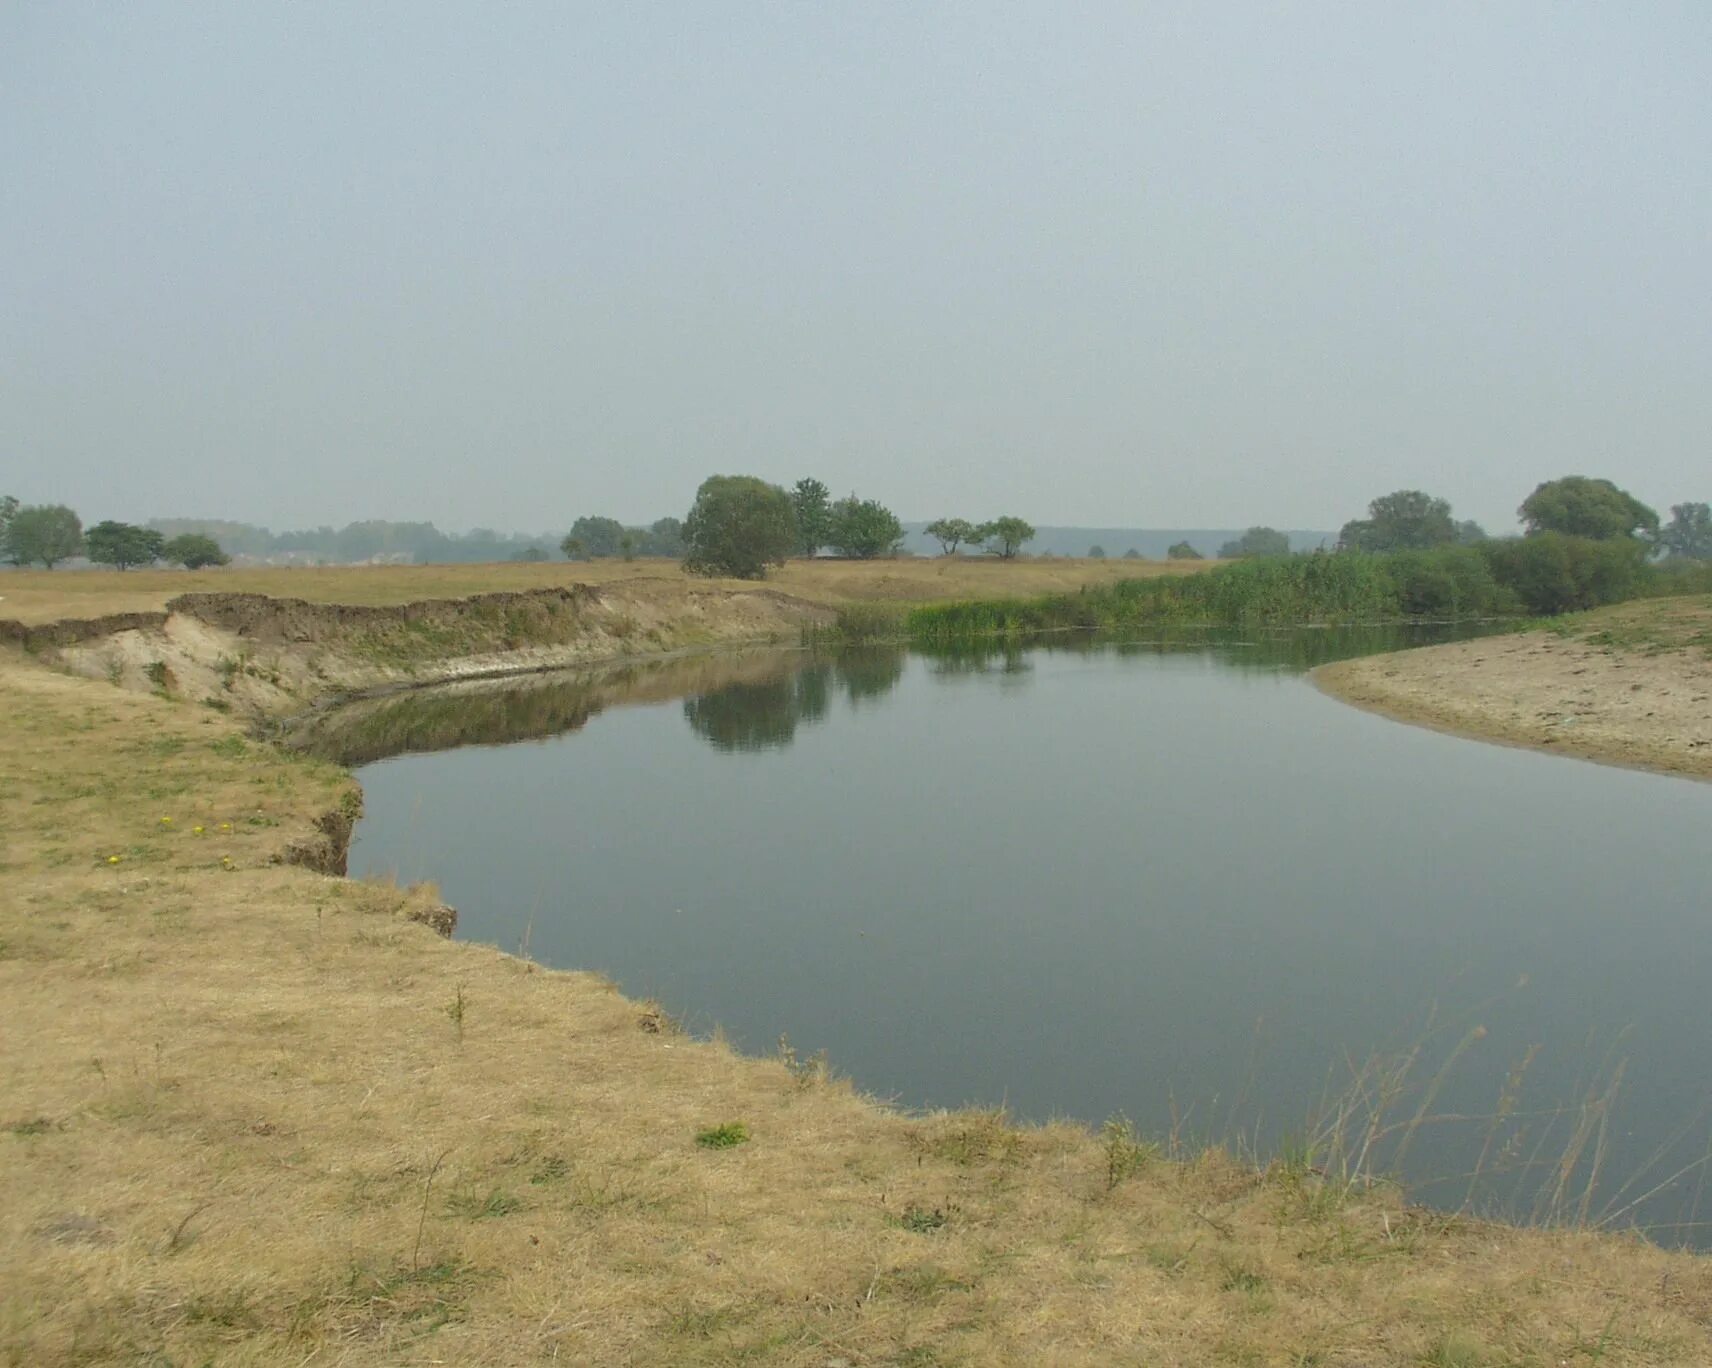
[{"left": 896, "top": 538, "right": 1702, "bottom": 642}]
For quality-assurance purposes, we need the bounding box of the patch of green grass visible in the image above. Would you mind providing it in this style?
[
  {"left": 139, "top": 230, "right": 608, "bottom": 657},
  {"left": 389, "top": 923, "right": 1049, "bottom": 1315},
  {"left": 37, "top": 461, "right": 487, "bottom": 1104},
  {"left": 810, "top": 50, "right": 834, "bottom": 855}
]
[
  {"left": 1220, "top": 1263, "right": 1268, "bottom": 1294},
  {"left": 445, "top": 1188, "right": 524, "bottom": 1220},
  {"left": 1420, "top": 1333, "right": 1491, "bottom": 1367},
  {"left": 894, "top": 1202, "right": 949, "bottom": 1234},
  {"left": 1101, "top": 1114, "right": 1156, "bottom": 1189},
  {"left": 694, "top": 1121, "right": 750, "bottom": 1150}
]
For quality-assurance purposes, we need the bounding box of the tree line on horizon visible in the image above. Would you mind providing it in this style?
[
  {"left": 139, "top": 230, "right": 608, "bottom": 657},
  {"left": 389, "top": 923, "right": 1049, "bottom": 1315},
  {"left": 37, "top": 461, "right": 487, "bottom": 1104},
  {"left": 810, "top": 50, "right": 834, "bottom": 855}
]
[{"left": 2, "top": 476, "right": 1708, "bottom": 578}]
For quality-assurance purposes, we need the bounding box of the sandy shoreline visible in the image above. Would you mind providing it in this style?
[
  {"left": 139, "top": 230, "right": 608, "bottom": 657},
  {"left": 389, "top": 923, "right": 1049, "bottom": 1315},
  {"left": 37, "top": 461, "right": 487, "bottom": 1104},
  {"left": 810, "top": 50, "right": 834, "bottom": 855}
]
[{"left": 1314, "top": 612, "right": 1712, "bottom": 783}]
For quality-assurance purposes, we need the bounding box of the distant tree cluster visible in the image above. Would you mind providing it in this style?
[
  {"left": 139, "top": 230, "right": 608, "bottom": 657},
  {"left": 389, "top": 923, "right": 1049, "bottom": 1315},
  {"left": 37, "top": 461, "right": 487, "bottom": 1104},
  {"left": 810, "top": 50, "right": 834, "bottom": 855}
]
[
  {"left": 1166, "top": 541, "right": 1203, "bottom": 560},
  {"left": 147, "top": 517, "right": 554, "bottom": 565},
  {"left": 0, "top": 497, "right": 231, "bottom": 570},
  {"left": 1660, "top": 502, "right": 1712, "bottom": 560},
  {"left": 922, "top": 516, "right": 1036, "bottom": 558},
  {"left": 559, "top": 516, "right": 684, "bottom": 561},
  {"left": 679, "top": 476, "right": 913, "bottom": 576},
  {"left": 1218, "top": 527, "right": 1290, "bottom": 559}
]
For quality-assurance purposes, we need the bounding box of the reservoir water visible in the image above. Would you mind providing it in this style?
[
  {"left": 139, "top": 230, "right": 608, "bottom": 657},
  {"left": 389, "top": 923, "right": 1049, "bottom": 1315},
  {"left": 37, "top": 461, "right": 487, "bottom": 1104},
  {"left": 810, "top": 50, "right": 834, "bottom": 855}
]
[{"left": 324, "top": 630, "right": 1712, "bottom": 1242}]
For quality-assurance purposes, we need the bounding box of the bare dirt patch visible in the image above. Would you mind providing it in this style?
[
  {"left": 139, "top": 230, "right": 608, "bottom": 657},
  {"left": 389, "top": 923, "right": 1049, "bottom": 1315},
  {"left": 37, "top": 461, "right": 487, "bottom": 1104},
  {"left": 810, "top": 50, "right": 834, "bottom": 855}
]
[{"left": 1315, "top": 597, "right": 1712, "bottom": 781}]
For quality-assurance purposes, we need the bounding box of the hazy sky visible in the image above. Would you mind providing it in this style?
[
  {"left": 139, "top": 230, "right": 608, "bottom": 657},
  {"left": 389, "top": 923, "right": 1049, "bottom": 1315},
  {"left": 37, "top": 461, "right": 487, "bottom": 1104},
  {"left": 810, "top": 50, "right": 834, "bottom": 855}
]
[{"left": 6, "top": 3, "right": 1708, "bottom": 534}]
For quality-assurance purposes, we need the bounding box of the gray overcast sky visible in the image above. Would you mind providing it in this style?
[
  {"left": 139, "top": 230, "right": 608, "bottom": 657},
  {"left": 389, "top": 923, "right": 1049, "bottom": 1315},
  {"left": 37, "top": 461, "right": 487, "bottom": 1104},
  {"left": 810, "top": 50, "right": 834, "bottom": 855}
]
[{"left": 4, "top": 3, "right": 1708, "bottom": 534}]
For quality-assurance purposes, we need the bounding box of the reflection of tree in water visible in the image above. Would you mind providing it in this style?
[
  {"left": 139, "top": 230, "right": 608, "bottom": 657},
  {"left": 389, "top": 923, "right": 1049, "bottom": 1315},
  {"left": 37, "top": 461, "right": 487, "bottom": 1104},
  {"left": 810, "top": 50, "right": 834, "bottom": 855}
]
[
  {"left": 683, "top": 666, "right": 834, "bottom": 752},
  {"left": 683, "top": 650, "right": 907, "bottom": 751},
  {"left": 915, "top": 623, "right": 1504, "bottom": 684},
  {"left": 684, "top": 677, "right": 804, "bottom": 752},
  {"left": 920, "top": 640, "right": 1034, "bottom": 680},
  {"left": 834, "top": 649, "right": 906, "bottom": 705}
]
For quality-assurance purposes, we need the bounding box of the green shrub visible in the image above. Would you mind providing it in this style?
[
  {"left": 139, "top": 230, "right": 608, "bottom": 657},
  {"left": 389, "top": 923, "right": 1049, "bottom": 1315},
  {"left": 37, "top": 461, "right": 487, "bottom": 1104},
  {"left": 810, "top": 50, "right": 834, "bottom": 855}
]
[
  {"left": 1479, "top": 533, "right": 1647, "bottom": 614},
  {"left": 694, "top": 1122, "right": 750, "bottom": 1150}
]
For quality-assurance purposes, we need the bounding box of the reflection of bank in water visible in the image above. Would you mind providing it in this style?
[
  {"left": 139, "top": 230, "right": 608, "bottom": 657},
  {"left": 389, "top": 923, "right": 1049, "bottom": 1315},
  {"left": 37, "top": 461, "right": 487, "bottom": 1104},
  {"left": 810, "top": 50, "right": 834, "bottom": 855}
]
[{"left": 288, "top": 648, "right": 818, "bottom": 765}]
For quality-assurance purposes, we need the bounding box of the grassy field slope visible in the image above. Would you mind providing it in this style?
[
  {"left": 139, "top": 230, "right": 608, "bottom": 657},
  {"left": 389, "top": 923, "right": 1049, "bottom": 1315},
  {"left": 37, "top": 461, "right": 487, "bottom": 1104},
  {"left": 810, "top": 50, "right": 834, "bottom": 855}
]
[
  {"left": 0, "top": 555, "right": 1202, "bottom": 626},
  {"left": 4, "top": 568, "right": 1711, "bottom": 1365}
]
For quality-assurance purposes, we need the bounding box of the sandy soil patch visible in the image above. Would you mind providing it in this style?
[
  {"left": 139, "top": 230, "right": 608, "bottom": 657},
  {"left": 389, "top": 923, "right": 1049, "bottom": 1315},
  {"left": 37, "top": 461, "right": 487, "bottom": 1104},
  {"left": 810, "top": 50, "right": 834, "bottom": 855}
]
[{"left": 1315, "top": 599, "right": 1712, "bottom": 781}]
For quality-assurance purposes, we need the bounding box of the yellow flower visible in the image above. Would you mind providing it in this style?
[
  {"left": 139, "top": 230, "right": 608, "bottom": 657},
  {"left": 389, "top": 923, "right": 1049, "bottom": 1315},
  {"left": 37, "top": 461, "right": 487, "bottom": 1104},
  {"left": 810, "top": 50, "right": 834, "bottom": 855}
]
[
  {"left": 193, "top": 825, "right": 205, "bottom": 835},
  {"left": 107, "top": 855, "right": 121, "bottom": 864},
  {"left": 159, "top": 816, "right": 173, "bottom": 826}
]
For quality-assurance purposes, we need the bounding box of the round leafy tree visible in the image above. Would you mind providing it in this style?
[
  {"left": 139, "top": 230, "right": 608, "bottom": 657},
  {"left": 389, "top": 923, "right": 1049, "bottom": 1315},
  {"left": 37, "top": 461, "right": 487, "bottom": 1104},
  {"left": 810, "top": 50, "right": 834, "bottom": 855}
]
[
  {"left": 1519, "top": 477, "right": 1658, "bottom": 541},
  {"left": 163, "top": 533, "right": 231, "bottom": 568},
  {"left": 682, "top": 475, "right": 798, "bottom": 579}
]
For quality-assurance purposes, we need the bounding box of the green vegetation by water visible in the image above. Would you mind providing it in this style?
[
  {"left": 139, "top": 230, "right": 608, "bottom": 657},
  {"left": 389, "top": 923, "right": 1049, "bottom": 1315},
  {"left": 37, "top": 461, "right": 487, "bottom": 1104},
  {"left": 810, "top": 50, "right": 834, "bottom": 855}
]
[{"left": 887, "top": 540, "right": 1712, "bottom": 643}]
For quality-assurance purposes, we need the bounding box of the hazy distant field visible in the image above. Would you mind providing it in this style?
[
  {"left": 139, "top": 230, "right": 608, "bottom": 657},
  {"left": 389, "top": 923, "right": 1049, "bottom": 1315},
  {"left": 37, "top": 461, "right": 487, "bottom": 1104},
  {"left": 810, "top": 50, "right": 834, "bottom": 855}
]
[{"left": 0, "top": 555, "right": 1212, "bottom": 626}]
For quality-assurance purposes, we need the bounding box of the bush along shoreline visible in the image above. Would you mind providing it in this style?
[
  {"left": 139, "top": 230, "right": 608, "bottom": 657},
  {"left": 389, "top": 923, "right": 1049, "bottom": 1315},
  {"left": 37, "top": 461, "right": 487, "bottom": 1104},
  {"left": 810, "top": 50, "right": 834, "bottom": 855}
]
[{"left": 893, "top": 538, "right": 1712, "bottom": 642}]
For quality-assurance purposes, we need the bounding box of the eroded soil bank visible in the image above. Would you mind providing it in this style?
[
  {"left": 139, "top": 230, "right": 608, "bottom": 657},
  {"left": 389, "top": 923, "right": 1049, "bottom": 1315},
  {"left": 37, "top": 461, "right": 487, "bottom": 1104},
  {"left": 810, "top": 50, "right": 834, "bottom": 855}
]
[
  {"left": 22, "top": 581, "right": 830, "bottom": 720},
  {"left": 1314, "top": 597, "right": 1712, "bottom": 782}
]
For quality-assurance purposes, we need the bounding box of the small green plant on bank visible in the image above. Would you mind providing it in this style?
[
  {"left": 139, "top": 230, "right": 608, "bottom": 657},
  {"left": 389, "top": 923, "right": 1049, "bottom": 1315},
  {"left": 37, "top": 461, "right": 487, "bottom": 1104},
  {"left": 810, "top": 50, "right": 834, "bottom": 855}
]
[
  {"left": 445, "top": 983, "right": 466, "bottom": 1041},
  {"left": 1101, "top": 1114, "right": 1155, "bottom": 1189},
  {"left": 777, "top": 1033, "right": 830, "bottom": 1089},
  {"left": 694, "top": 1122, "right": 749, "bottom": 1149}
]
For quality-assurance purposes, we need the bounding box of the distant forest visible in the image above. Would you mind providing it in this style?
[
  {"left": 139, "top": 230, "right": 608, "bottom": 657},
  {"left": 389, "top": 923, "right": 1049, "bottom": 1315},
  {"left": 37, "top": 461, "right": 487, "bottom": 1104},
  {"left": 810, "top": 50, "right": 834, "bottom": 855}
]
[
  {"left": 137, "top": 517, "right": 1332, "bottom": 567},
  {"left": 144, "top": 519, "right": 561, "bottom": 565}
]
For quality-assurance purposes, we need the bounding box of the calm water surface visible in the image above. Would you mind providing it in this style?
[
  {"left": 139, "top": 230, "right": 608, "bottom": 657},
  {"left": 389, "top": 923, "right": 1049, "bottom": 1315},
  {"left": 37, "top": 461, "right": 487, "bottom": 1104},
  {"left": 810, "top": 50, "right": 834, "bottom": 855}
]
[{"left": 332, "top": 631, "right": 1712, "bottom": 1240}]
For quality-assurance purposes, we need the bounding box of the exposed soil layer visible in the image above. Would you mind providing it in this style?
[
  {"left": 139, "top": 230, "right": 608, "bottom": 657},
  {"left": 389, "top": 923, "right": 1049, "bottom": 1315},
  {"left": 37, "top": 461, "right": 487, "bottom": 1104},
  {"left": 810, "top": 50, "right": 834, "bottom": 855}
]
[{"left": 28, "top": 583, "right": 831, "bottom": 720}]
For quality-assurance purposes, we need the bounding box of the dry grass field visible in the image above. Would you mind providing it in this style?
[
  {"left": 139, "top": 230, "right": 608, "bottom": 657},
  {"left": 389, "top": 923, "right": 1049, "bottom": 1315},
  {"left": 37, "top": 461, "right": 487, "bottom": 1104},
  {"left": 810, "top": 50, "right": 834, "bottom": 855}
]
[
  {"left": 7, "top": 613, "right": 1712, "bottom": 1364},
  {"left": 0, "top": 555, "right": 1204, "bottom": 627}
]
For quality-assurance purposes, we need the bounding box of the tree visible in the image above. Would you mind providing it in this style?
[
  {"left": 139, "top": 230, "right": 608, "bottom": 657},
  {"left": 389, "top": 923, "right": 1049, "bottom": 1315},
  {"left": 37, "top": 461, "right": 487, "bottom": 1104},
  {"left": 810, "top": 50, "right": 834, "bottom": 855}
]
[
  {"left": 1166, "top": 541, "right": 1203, "bottom": 560},
  {"left": 1337, "top": 490, "right": 1456, "bottom": 552},
  {"left": 791, "top": 479, "right": 833, "bottom": 556},
  {"left": 924, "top": 517, "right": 979, "bottom": 555},
  {"left": 1122, "top": 547, "right": 1143, "bottom": 559},
  {"left": 86, "top": 521, "right": 166, "bottom": 570},
  {"left": 1519, "top": 477, "right": 1658, "bottom": 541},
  {"left": 1482, "top": 533, "right": 1648, "bottom": 614},
  {"left": 1660, "top": 502, "right": 1712, "bottom": 560},
  {"left": 829, "top": 496, "right": 904, "bottom": 559},
  {"left": 1454, "top": 519, "right": 1487, "bottom": 545},
  {"left": 162, "top": 533, "right": 230, "bottom": 568},
  {"left": 1087, "top": 545, "right": 1107, "bottom": 559},
  {"left": 510, "top": 545, "right": 549, "bottom": 563},
  {"left": 561, "top": 516, "right": 626, "bottom": 559},
  {"left": 978, "top": 516, "right": 1035, "bottom": 559},
  {"left": 642, "top": 517, "right": 686, "bottom": 557},
  {"left": 682, "top": 475, "right": 798, "bottom": 579},
  {"left": 1217, "top": 527, "right": 1290, "bottom": 558},
  {"left": 0, "top": 495, "right": 17, "bottom": 563},
  {"left": 7, "top": 504, "right": 84, "bottom": 568}
]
